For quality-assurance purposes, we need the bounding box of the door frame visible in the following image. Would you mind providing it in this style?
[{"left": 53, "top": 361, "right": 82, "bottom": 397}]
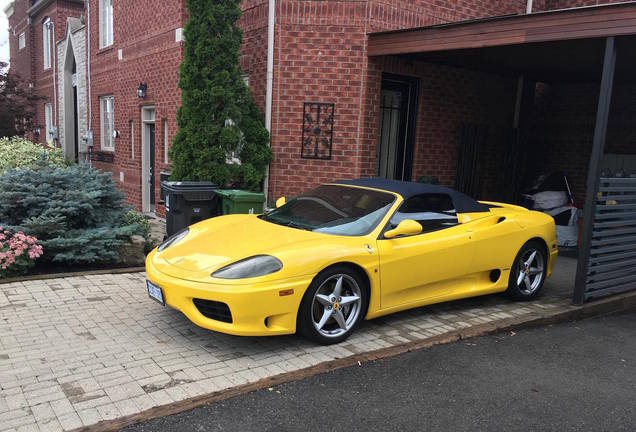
[
  {"left": 378, "top": 73, "right": 419, "bottom": 181},
  {"left": 141, "top": 106, "right": 156, "bottom": 214}
]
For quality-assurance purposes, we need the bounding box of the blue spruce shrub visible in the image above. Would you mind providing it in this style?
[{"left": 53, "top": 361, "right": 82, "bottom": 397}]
[{"left": 0, "top": 164, "right": 138, "bottom": 264}]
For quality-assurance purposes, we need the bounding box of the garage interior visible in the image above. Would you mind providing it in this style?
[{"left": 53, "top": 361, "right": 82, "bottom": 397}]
[{"left": 368, "top": 3, "right": 636, "bottom": 304}]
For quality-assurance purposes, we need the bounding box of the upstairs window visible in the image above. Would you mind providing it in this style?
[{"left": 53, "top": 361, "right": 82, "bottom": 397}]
[
  {"left": 42, "top": 18, "right": 51, "bottom": 69},
  {"left": 99, "top": 0, "right": 114, "bottom": 48},
  {"left": 100, "top": 96, "right": 115, "bottom": 151},
  {"left": 18, "top": 32, "right": 26, "bottom": 50},
  {"left": 389, "top": 193, "right": 459, "bottom": 234}
]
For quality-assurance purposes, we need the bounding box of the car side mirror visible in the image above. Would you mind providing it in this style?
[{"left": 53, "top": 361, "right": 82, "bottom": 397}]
[
  {"left": 275, "top": 196, "right": 286, "bottom": 208},
  {"left": 384, "top": 219, "right": 422, "bottom": 239}
]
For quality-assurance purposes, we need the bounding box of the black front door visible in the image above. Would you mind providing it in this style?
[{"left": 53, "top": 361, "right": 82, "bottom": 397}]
[
  {"left": 377, "top": 73, "right": 419, "bottom": 181},
  {"left": 149, "top": 124, "right": 156, "bottom": 206}
]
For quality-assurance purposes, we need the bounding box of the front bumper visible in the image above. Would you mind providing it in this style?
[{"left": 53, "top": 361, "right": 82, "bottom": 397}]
[{"left": 145, "top": 251, "right": 311, "bottom": 336}]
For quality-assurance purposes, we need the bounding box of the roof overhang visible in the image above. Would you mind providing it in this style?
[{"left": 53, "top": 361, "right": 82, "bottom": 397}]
[
  {"left": 368, "top": 2, "right": 636, "bottom": 56},
  {"left": 3, "top": 1, "right": 15, "bottom": 18},
  {"left": 27, "top": 0, "right": 83, "bottom": 17},
  {"left": 368, "top": 2, "right": 636, "bottom": 84}
]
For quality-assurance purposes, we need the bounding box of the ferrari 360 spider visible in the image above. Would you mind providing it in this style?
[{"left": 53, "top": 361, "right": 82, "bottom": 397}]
[{"left": 145, "top": 178, "right": 557, "bottom": 344}]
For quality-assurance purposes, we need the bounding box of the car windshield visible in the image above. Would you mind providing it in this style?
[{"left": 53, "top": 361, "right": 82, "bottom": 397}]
[{"left": 260, "top": 185, "right": 395, "bottom": 236}]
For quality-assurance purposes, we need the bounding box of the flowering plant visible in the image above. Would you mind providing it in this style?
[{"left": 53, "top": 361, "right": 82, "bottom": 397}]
[{"left": 0, "top": 227, "right": 43, "bottom": 278}]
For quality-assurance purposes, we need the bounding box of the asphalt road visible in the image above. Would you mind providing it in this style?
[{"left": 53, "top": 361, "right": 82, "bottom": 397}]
[{"left": 124, "top": 309, "right": 636, "bottom": 432}]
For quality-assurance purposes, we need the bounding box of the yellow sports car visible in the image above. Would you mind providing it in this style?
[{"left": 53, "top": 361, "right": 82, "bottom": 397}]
[{"left": 146, "top": 178, "right": 557, "bottom": 344}]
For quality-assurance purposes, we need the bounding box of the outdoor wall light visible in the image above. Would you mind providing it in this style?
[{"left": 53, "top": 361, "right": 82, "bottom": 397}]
[{"left": 137, "top": 82, "right": 147, "bottom": 99}]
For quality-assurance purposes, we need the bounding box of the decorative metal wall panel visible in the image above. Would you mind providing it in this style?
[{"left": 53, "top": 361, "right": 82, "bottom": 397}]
[
  {"left": 584, "top": 177, "right": 636, "bottom": 300},
  {"left": 301, "top": 102, "right": 334, "bottom": 159}
]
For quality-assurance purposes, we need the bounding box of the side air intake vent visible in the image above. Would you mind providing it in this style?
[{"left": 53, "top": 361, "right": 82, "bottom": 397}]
[{"left": 490, "top": 269, "right": 501, "bottom": 283}]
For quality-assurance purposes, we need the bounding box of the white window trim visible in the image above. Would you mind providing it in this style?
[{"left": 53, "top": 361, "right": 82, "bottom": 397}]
[
  {"left": 18, "top": 32, "right": 25, "bottom": 51},
  {"left": 100, "top": 96, "right": 115, "bottom": 152},
  {"left": 42, "top": 19, "right": 51, "bottom": 70},
  {"left": 130, "top": 120, "right": 135, "bottom": 160},
  {"left": 99, "top": 0, "right": 114, "bottom": 48},
  {"left": 163, "top": 119, "right": 169, "bottom": 164},
  {"left": 44, "top": 103, "right": 53, "bottom": 144}
]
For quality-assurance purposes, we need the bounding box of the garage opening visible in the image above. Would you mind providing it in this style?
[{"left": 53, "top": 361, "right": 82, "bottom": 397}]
[{"left": 368, "top": 3, "right": 636, "bottom": 304}]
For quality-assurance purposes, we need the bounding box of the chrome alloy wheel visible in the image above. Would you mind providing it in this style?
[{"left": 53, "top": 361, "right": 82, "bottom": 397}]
[
  {"left": 516, "top": 248, "right": 545, "bottom": 295},
  {"left": 311, "top": 274, "right": 362, "bottom": 338}
]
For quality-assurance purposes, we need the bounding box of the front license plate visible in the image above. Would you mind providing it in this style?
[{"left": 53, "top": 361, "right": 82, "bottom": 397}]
[{"left": 146, "top": 280, "right": 165, "bottom": 306}]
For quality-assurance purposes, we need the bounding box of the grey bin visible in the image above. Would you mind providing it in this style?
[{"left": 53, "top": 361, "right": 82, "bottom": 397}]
[{"left": 161, "top": 181, "right": 221, "bottom": 237}]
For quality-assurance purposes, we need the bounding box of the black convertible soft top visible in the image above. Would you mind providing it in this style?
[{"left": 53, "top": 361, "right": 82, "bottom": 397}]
[{"left": 334, "top": 178, "right": 490, "bottom": 214}]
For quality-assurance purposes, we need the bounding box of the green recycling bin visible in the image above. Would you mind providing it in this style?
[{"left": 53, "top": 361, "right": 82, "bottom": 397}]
[{"left": 216, "top": 189, "right": 265, "bottom": 215}]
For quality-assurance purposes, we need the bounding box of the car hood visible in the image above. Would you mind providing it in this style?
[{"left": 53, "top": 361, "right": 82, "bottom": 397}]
[{"left": 157, "top": 214, "right": 323, "bottom": 274}]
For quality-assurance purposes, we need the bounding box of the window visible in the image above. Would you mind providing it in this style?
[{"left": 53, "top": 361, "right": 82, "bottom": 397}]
[
  {"left": 100, "top": 96, "right": 115, "bottom": 151},
  {"left": 389, "top": 193, "right": 458, "bottom": 233},
  {"left": 42, "top": 19, "right": 51, "bottom": 69},
  {"left": 260, "top": 185, "right": 395, "bottom": 236},
  {"left": 99, "top": 0, "right": 114, "bottom": 48},
  {"left": 44, "top": 103, "right": 53, "bottom": 144},
  {"left": 18, "top": 32, "right": 25, "bottom": 50}
]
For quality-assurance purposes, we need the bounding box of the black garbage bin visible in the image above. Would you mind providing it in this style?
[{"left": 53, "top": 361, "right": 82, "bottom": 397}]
[{"left": 162, "top": 181, "right": 221, "bottom": 237}]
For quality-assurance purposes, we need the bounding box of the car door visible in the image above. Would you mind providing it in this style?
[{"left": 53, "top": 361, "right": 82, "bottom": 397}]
[
  {"left": 464, "top": 212, "right": 525, "bottom": 276},
  {"left": 377, "top": 193, "right": 474, "bottom": 310}
]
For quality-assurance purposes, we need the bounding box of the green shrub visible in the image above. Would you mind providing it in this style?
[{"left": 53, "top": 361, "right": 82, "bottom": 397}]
[
  {"left": 0, "top": 136, "right": 67, "bottom": 172},
  {"left": 123, "top": 210, "right": 151, "bottom": 240},
  {"left": 0, "top": 164, "right": 138, "bottom": 265},
  {"left": 169, "top": 0, "right": 272, "bottom": 191}
]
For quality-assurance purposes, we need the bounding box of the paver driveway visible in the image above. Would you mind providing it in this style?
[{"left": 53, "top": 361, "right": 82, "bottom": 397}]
[{"left": 0, "top": 261, "right": 575, "bottom": 431}]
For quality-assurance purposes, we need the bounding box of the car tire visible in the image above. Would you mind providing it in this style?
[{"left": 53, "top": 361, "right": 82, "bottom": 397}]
[
  {"left": 507, "top": 240, "right": 547, "bottom": 301},
  {"left": 297, "top": 265, "right": 369, "bottom": 345}
]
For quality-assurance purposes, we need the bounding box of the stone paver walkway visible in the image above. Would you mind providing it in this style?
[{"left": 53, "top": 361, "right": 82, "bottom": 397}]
[{"left": 0, "top": 259, "right": 576, "bottom": 431}]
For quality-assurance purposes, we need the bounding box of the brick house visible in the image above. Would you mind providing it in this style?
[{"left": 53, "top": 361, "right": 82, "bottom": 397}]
[
  {"left": 4, "top": 0, "right": 84, "bottom": 148},
  {"left": 4, "top": 0, "right": 636, "bottom": 218}
]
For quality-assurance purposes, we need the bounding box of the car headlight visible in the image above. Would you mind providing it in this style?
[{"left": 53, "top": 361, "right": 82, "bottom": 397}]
[
  {"left": 157, "top": 228, "right": 189, "bottom": 252},
  {"left": 212, "top": 255, "right": 282, "bottom": 279}
]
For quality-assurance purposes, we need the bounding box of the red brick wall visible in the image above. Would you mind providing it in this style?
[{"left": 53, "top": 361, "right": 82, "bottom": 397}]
[
  {"left": 266, "top": 0, "right": 527, "bottom": 201},
  {"left": 239, "top": 1, "right": 269, "bottom": 113},
  {"left": 89, "top": 0, "right": 271, "bottom": 215},
  {"left": 368, "top": 0, "right": 527, "bottom": 31},
  {"left": 267, "top": 1, "right": 369, "bottom": 201},
  {"left": 542, "top": 0, "right": 624, "bottom": 10},
  {"left": 7, "top": 0, "right": 33, "bottom": 83},
  {"left": 88, "top": 0, "right": 186, "bottom": 215},
  {"left": 7, "top": 0, "right": 83, "bottom": 144}
]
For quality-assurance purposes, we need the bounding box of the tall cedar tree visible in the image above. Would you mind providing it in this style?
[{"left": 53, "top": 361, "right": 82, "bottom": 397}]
[
  {"left": 170, "top": 0, "right": 271, "bottom": 190},
  {"left": 0, "top": 62, "right": 41, "bottom": 137}
]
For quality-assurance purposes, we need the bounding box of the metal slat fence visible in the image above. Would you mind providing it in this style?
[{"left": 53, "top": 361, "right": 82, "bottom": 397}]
[{"left": 585, "top": 177, "right": 636, "bottom": 299}]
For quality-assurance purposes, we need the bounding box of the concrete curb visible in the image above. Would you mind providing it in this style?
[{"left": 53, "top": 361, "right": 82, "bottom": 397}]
[
  {"left": 0, "top": 267, "right": 145, "bottom": 285},
  {"left": 69, "top": 289, "right": 636, "bottom": 432}
]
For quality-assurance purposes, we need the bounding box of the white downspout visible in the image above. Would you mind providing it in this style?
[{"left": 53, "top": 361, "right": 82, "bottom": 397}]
[
  {"left": 86, "top": 0, "right": 93, "bottom": 164},
  {"left": 262, "top": 0, "right": 275, "bottom": 208},
  {"left": 526, "top": 0, "right": 533, "bottom": 14},
  {"left": 86, "top": 0, "right": 92, "bottom": 130},
  {"left": 50, "top": 20, "right": 57, "bottom": 146}
]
